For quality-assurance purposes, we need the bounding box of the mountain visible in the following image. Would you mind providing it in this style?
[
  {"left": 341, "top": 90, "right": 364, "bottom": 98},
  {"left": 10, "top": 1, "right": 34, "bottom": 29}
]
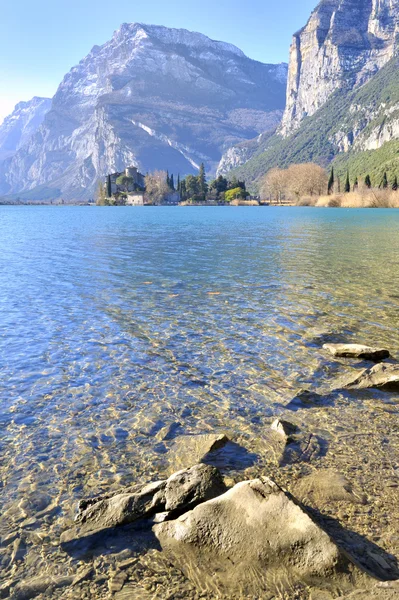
[
  {"left": 281, "top": 0, "right": 399, "bottom": 136},
  {"left": 0, "top": 24, "right": 287, "bottom": 201},
  {"left": 221, "top": 0, "right": 399, "bottom": 187},
  {"left": 0, "top": 97, "right": 51, "bottom": 162}
]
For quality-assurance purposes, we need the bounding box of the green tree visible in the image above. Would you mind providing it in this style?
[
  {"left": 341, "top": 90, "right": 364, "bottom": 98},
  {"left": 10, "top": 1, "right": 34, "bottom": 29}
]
[
  {"left": 328, "top": 167, "right": 334, "bottom": 195},
  {"left": 353, "top": 176, "right": 358, "bottom": 191},
  {"left": 166, "top": 171, "right": 170, "bottom": 188},
  {"left": 107, "top": 175, "right": 112, "bottom": 198},
  {"left": 225, "top": 187, "right": 248, "bottom": 202},
  {"left": 116, "top": 175, "right": 134, "bottom": 190},
  {"left": 177, "top": 174, "right": 180, "bottom": 193},
  {"left": 180, "top": 180, "right": 186, "bottom": 199},
  {"left": 365, "top": 174, "right": 371, "bottom": 189},
  {"left": 381, "top": 172, "right": 388, "bottom": 189},
  {"left": 170, "top": 174, "right": 175, "bottom": 191},
  {"left": 392, "top": 175, "right": 398, "bottom": 191},
  {"left": 185, "top": 174, "right": 200, "bottom": 199},
  {"left": 344, "top": 171, "right": 350, "bottom": 193}
]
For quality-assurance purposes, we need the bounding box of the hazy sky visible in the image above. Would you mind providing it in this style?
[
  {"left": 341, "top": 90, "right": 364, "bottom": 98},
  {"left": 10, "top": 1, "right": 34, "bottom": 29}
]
[{"left": 0, "top": 0, "right": 317, "bottom": 124}]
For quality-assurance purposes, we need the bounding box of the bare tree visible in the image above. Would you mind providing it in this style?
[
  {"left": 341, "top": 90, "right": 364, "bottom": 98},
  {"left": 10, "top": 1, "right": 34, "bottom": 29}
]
[
  {"left": 260, "top": 168, "right": 287, "bottom": 203},
  {"left": 144, "top": 171, "right": 171, "bottom": 204},
  {"left": 260, "top": 163, "right": 328, "bottom": 203},
  {"left": 286, "top": 163, "right": 328, "bottom": 199}
]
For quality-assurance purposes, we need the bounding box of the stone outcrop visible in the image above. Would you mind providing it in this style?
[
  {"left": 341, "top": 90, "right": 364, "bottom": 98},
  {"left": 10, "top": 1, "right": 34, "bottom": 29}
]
[
  {"left": 60, "top": 464, "right": 225, "bottom": 546},
  {"left": 341, "top": 363, "right": 399, "bottom": 390},
  {"left": 323, "top": 343, "right": 390, "bottom": 361},
  {"left": 281, "top": 0, "right": 399, "bottom": 136},
  {"left": 154, "top": 477, "right": 364, "bottom": 596},
  {"left": 0, "top": 24, "right": 287, "bottom": 201}
]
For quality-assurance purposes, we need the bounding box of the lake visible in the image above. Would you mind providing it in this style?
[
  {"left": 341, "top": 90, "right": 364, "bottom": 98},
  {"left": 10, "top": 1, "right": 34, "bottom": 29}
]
[{"left": 1, "top": 206, "right": 399, "bottom": 597}]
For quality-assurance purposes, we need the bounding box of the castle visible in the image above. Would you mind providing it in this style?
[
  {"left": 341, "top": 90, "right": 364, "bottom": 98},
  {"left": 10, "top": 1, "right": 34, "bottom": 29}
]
[{"left": 104, "top": 166, "right": 145, "bottom": 196}]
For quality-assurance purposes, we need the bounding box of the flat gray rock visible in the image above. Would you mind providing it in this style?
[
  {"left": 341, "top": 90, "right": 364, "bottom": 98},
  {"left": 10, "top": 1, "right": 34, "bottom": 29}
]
[
  {"left": 154, "top": 477, "right": 366, "bottom": 596},
  {"left": 61, "top": 464, "right": 225, "bottom": 546},
  {"left": 324, "top": 344, "right": 390, "bottom": 362},
  {"left": 341, "top": 363, "right": 399, "bottom": 391},
  {"left": 163, "top": 463, "right": 226, "bottom": 512}
]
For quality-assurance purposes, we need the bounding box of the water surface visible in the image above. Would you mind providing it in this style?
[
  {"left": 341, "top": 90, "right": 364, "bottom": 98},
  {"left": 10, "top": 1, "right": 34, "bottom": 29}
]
[{"left": 1, "top": 206, "right": 399, "bottom": 597}]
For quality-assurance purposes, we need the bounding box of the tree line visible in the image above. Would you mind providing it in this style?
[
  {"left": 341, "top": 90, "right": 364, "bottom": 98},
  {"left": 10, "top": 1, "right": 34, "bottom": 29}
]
[
  {"left": 146, "top": 163, "right": 249, "bottom": 204},
  {"left": 260, "top": 163, "right": 328, "bottom": 202},
  {"left": 260, "top": 163, "right": 399, "bottom": 203},
  {"left": 328, "top": 168, "right": 398, "bottom": 194}
]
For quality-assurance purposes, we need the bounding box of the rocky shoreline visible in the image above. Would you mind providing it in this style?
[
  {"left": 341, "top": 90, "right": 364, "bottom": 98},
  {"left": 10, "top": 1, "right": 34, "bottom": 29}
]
[{"left": 2, "top": 344, "right": 399, "bottom": 599}]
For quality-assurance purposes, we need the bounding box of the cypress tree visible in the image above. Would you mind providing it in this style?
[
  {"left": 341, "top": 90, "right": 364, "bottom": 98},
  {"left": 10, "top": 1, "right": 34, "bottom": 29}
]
[
  {"left": 365, "top": 174, "right": 371, "bottom": 189},
  {"left": 170, "top": 174, "right": 174, "bottom": 191},
  {"left": 198, "top": 163, "right": 208, "bottom": 200},
  {"left": 181, "top": 180, "right": 186, "bottom": 199},
  {"left": 107, "top": 175, "right": 112, "bottom": 198},
  {"left": 392, "top": 175, "right": 398, "bottom": 191},
  {"left": 328, "top": 167, "right": 334, "bottom": 195},
  {"left": 177, "top": 174, "right": 180, "bottom": 193},
  {"left": 353, "top": 177, "right": 358, "bottom": 191},
  {"left": 344, "top": 171, "right": 350, "bottom": 193},
  {"left": 381, "top": 172, "right": 388, "bottom": 189}
]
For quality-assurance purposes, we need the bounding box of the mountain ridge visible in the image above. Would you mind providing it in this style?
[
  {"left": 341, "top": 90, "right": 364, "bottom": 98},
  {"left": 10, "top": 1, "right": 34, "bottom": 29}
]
[
  {"left": 0, "top": 24, "right": 287, "bottom": 201},
  {"left": 0, "top": 97, "right": 51, "bottom": 162},
  {"left": 220, "top": 0, "right": 399, "bottom": 189}
]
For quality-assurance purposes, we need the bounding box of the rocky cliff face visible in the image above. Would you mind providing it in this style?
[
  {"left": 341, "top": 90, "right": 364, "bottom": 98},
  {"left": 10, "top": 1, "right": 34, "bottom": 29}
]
[
  {"left": 0, "top": 97, "right": 51, "bottom": 162},
  {"left": 281, "top": 0, "right": 399, "bottom": 136},
  {"left": 0, "top": 24, "right": 287, "bottom": 201}
]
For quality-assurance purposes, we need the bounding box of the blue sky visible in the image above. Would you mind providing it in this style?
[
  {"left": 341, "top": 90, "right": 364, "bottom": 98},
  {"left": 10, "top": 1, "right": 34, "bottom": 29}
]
[{"left": 0, "top": 0, "right": 317, "bottom": 124}]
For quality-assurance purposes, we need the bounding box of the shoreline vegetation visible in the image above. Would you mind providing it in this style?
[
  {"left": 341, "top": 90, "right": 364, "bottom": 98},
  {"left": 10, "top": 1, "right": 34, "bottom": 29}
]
[
  {"left": 96, "top": 163, "right": 254, "bottom": 207},
  {"left": 3, "top": 162, "right": 399, "bottom": 208},
  {"left": 261, "top": 162, "right": 399, "bottom": 208}
]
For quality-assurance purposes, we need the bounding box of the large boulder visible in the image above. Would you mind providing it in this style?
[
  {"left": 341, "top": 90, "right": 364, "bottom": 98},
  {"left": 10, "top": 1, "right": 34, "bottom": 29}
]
[
  {"left": 154, "top": 477, "right": 366, "bottom": 597},
  {"left": 60, "top": 464, "right": 225, "bottom": 547},
  {"left": 340, "top": 363, "right": 399, "bottom": 391},
  {"left": 323, "top": 344, "right": 390, "bottom": 362}
]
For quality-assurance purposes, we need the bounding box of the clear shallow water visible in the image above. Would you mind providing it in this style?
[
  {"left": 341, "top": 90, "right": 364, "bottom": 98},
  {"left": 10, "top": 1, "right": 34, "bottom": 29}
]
[{"left": 1, "top": 206, "right": 399, "bottom": 596}]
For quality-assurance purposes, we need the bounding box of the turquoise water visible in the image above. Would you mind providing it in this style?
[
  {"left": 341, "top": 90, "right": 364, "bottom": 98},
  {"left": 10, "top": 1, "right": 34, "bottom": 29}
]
[{"left": 1, "top": 206, "right": 399, "bottom": 593}]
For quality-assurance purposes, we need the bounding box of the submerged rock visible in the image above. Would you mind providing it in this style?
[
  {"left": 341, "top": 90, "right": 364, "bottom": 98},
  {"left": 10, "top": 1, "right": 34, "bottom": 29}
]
[
  {"left": 294, "top": 471, "right": 367, "bottom": 507},
  {"left": 167, "top": 433, "right": 229, "bottom": 471},
  {"left": 269, "top": 419, "right": 321, "bottom": 466},
  {"left": 323, "top": 344, "right": 390, "bottom": 362},
  {"left": 341, "top": 363, "right": 399, "bottom": 391},
  {"left": 154, "top": 477, "right": 364, "bottom": 596},
  {"left": 10, "top": 575, "right": 74, "bottom": 599},
  {"left": 60, "top": 464, "right": 225, "bottom": 546},
  {"left": 341, "top": 581, "right": 399, "bottom": 599},
  {"left": 270, "top": 418, "right": 298, "bottom": 440}
]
